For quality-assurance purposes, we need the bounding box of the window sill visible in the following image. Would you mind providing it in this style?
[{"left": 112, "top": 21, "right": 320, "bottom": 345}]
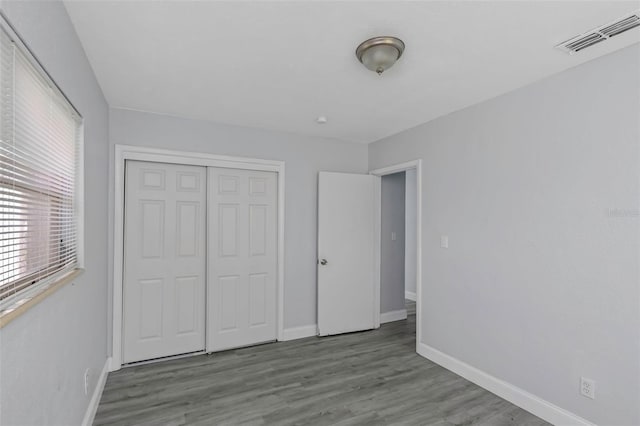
[{"left": 0, "top": 268, "right": 84, "bottom": 329}]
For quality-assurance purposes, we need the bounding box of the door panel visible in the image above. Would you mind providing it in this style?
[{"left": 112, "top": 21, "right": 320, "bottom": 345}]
[
  {"left": 140, "top": 201, "right": 164, "bottom": 258},
  {"left": 249, "top": 273, "right": 267, "bottom": 326},
  {"left": 208, "top": 168, "right": 277, "bottom": 352},
  {"left": 176, "top": 202, "right": 199, "bottom": 257},
  {"left": 219, "top": 204, "right": 239, "bottom": 256},
  {"left": 123, "top": 161, "right": 206, "bottom": 363},
  {"left": 139, "top": 278, "right": 163, "bottom": 339},
  {"left": 220, "top": 275, "right": 239, "bottom": 331},
  {"left": 175, "top": 275, "right": 199, "bottom": 334},
  {"left": 317, "top": 172, "right": 379, "bottom": 336}
]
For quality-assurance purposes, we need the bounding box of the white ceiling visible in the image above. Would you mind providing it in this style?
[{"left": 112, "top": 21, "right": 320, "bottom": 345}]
[{"left": 64, "top": 1, "right": 640, "bottom": 144}]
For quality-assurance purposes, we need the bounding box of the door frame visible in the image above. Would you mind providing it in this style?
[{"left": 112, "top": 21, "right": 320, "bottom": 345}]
[
  {"left": 111, "top": 144, "right": 285, "bottom": 371},
  {"left": 369, "top": 159, "right": 422, "bottom": 351}
]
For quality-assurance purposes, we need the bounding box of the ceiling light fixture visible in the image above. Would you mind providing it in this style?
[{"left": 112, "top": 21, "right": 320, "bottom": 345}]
[{"left": 355, "top": 36, "right": 405, "bottom": 75}]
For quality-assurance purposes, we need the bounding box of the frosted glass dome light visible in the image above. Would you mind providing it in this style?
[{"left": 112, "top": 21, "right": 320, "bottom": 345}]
[{"left": 355, "top": 36, "right": 405, "bottom": 75}]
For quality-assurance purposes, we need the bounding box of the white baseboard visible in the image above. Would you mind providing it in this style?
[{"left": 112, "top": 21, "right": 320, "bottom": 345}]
[
  {"left": 380, "top": 309, "right": 407, "bottom": 324},
  {"left": 405, "top": 291, "right": 416, "bottom": 301},
  {"left": 281, "top": 324, "right": 318, "bottom": 341},
  {"left": 81, "top": 357, "right": 110, "bottom": 426},
  {"left": 416, "top": 343, "right": 594, "bottom": 426}
]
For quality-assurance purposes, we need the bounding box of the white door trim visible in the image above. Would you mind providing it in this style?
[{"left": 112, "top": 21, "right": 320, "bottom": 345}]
[
  {"left": 112, "top": 144, "right": 286, "bottom": 371},
  {"left": 369, "top": 159, "right": 423, "bottom": 351}
]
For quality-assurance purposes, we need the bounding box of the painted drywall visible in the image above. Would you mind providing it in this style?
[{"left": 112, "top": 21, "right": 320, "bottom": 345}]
[
  {"left": 369, "top": 45, "right": 640, "bottom": 426},
  {"left": 380, "top": 172, "right": 406, "bottom": 314},
  {"left": 0, "top": 1, "right": 109, "bottom": 425},
  {"left": 404, "top": 168, "right": 417, "bottom": 297},
  {"left": 108, "top": 108, "right": 369, "bottom": 337}
]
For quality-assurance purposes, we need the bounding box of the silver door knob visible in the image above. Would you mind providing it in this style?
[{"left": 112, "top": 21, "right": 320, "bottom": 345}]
[{"left": 319, "top": 259, "right": 328, "bottom": 266}]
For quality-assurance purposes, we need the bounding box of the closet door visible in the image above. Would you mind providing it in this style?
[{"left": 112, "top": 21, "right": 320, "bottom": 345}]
[
  {"left": 207, "top": 168, "right": 278, "bottom": 352},
  {"left": 123, "top": 161, "right": 206, "bottom": 363}
]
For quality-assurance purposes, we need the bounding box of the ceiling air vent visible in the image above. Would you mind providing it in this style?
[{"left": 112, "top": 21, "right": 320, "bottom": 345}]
[{"left": 556, "top": 11, "right": 640, "bottom": 54}]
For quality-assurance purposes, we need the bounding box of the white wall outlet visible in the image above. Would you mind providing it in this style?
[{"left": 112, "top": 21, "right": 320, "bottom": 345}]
[
  {"left": 440, "top": 235, "right": 449, "bottom": 249},
  {"left": 84, "top": 368, "right": 91, "bottom": 396},
  {"left": 391, "top": 232, "right": 397, "bottom": 241},
  {"left": 580, "top": 377, "right": 595, "bottom": 399}
]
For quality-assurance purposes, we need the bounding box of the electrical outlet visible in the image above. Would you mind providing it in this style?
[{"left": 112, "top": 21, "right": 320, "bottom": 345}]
[
  {"left": 84, "top": 368, "right": 91, "bottom": 396},
  {"left": 580, "top": 377, "right": 595, "bottom": 399},
  {"left": 440, "top": 235, "right": 449, "bottom": 249}
]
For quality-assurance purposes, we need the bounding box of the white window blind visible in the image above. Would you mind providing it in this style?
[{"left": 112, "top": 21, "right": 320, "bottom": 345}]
[{"left": 0, "top": 23, "right": 82, "bottom": 309}]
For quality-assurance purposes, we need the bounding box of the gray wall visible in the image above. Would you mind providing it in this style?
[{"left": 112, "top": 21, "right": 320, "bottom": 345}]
[
  {"left": 368, "top": 45, "right": 640, "bottom": 426},
  {"left": 0, "top": 1, "right": 110, "bottom": 425},
  {"left": 380, "top": 172, "right": 406, "bottom": 314},
  {"left": 404, "top": 168, "right": 417, "bottom": 296},
  {"left": 108, "top": 108, "right": 369, "bottom": 336}
]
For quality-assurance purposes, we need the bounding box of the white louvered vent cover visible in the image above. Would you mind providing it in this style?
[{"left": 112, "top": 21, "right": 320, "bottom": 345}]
[{"left": 556, "top": 11, "right": 640, "bottom": 54}]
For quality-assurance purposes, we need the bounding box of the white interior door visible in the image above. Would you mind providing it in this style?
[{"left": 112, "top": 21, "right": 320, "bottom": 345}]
[
  {"left": 207, "top": 167, "right": 278, "bottom": 352},
  {"left": 123, "top": 161, "right": 206, "bottom": 363},
  {"left": 317, "top": 172, "right": 379, "bottom": 336}
]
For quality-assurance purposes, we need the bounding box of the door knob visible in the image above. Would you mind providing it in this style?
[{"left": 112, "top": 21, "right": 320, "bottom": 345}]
[{"left": 319, "top": 259, "right": 328, "bottom": 266}]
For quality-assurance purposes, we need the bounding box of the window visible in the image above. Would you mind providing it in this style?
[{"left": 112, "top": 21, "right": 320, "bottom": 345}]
[{"left": 0, "top": 20, "right": 82, "bottom": 313}]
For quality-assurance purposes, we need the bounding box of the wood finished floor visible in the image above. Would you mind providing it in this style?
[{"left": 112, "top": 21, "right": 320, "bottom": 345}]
[{"left": 95, "top": 302, "right": 549, "bottom": 426}]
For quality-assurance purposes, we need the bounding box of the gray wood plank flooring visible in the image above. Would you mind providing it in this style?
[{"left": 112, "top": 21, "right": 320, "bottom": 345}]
[{"left": 95, "top": 302, "right": 549, "bottom": 425}]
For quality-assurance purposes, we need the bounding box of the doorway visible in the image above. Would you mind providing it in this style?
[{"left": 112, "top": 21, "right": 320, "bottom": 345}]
[
  {"left": 379, "top": 170, "right": 413, "bottom": 324},
  {"left": 315, "top": 162, "right": 422, "bottom": 347},
  {"left": 371, "top": 160, "right": 422, "bottom": 350}
]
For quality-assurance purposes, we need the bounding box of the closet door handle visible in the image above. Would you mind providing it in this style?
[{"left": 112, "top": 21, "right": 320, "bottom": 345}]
[{"left": 319, "top": 259, "right": 328, "bottom": 266}]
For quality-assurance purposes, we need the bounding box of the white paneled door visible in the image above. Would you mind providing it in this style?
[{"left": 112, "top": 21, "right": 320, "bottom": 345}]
[
  {"left": 123, "top": 161, "right": 206, "bottom": 363},
  {"left": 207, "top": 168, "right": 278, "bottom": 352},
  {"left": 317, "top": 172, "right": 379, "bottom": 336}
]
